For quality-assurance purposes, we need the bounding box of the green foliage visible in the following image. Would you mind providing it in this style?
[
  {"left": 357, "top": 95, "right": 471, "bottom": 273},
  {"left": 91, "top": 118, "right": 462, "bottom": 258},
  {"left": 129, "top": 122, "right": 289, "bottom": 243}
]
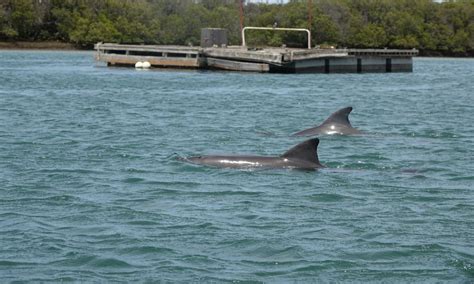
[
  {"left": 312, "top": 13, "right": 341, "bottom": 45},
  {"left": 69, "top": 13, "right": 121, "bottom": 45},
  {"left": 350, "top": 23, "right": 388, "bottom": 48},
  {"left": 10, "top": 0, "right": 37, "bottom": 39},
  {"left": 0, "top": 0, "right": 472, "bottom": 55},
  {"left": 0, "top": 5, "right": 17, "bottom": 39}
]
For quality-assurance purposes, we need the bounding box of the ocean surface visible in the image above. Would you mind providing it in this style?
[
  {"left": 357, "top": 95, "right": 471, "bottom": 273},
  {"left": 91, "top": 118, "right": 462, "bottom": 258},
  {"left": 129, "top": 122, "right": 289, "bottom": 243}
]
[{"left": 0, "top": 50, "right": 473, "bottom": 282}]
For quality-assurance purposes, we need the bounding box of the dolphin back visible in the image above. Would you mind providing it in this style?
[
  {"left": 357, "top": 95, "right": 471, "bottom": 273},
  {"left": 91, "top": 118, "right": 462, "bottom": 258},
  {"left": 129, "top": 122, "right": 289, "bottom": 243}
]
[
  {"left": 281, "top": 138, "right": 322, "bottom": 167},
  {"left": 322, "top": 106, "right": 353, "bottom": 126},
  {"left": 292, "top": 106, "right": 360, "bottom": 136}
]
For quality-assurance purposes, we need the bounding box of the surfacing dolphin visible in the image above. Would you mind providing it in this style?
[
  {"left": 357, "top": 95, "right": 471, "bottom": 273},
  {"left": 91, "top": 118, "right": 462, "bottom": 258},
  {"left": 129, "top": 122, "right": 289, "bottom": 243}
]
[
  {"left": 292, "top": 106, "right": 362, "bottom": 136},
  {"left": 181, "top": 138, "right": 324, "bottom": 170}
]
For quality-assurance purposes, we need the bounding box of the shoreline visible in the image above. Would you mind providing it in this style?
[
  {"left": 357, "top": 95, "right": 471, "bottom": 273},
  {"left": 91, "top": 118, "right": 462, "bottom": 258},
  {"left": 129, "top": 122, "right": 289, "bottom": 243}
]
[{"left": 0, "top": 41, "right": 79, "bottom": 50}]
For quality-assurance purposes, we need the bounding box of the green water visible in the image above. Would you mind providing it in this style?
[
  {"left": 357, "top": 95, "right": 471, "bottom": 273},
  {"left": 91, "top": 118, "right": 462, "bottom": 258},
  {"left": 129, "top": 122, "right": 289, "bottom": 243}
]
[{"left": 0, "top": 51, "right": 473, "bottom": 282}]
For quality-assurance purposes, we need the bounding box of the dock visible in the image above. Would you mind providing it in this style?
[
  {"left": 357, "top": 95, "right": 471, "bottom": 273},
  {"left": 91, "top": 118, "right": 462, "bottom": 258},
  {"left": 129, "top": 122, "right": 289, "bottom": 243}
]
[{"left": 95, "top": 28, "right": 418, "bottom": 73}]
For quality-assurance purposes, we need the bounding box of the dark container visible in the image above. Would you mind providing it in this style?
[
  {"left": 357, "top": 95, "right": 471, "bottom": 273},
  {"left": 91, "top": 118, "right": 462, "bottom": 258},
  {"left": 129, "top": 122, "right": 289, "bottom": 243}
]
[{"left": 201, "top": 28, "right": 228, "bottom": 48}]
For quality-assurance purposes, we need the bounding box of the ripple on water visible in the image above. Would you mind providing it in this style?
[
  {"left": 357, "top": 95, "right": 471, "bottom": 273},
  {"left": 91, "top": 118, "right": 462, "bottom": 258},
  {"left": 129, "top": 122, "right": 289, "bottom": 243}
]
[{"left": 0, "top": 52, "right": 473, "bottom": 282}]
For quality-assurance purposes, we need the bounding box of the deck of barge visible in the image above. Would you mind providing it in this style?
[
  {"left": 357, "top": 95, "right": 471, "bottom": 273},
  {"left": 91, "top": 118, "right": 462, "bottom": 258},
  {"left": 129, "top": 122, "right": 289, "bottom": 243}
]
[{"left": 95, "top": 43, "right": 418, "bottom": 73}]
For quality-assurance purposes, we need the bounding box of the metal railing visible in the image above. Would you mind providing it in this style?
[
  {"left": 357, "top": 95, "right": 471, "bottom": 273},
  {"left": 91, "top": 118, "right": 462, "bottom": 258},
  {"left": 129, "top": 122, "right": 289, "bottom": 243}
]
[{"left": 241, "top": 27, "right": 312, "bottom": 49}]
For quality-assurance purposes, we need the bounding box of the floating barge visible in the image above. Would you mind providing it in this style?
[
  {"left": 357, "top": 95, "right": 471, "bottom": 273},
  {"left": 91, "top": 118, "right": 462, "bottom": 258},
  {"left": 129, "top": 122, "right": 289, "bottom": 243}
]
[{"left": 95, "top": 28, "right": 418, "bottom": 73}]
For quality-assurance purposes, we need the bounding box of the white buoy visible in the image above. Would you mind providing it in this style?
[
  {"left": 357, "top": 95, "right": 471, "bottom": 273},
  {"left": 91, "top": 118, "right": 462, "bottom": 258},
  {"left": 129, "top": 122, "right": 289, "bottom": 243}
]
[
  {"left": 142, "top": 61, "right": 151, "bottom": 69},
  {"left": 135, "top": 61, "right": 143, "bottom": 68}
]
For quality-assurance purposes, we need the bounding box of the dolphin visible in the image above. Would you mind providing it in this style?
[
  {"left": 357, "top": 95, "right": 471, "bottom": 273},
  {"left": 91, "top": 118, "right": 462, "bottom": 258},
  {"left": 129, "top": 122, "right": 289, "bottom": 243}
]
[
  {"left": 181, "top": 138, "right": 324, "bottom": 170},
  {"left": 292, "top": 106, "right": 362, "bottom": 136}
]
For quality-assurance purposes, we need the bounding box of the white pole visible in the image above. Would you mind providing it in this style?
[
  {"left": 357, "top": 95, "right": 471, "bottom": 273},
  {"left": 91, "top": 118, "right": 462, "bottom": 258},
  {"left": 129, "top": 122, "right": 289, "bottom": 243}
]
[{"left": 241, "top": 26, "right": 312, "bottom": 49}]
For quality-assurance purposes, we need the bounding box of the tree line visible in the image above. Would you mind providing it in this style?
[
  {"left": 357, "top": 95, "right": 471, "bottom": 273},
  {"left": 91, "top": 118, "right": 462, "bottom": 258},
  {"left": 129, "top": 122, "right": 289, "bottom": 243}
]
[{"left": 0, "top": 0, "right": 472, "bottom": 56}]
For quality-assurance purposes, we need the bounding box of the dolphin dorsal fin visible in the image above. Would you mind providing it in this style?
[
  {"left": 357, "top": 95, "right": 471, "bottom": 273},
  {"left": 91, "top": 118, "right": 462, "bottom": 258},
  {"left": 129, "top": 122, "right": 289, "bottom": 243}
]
[
  {"left": 322, "top": 106, "right": 353, "bottom": 126},
  {"left": 282, "top": 138, "right": 321, "bottom": 165}
]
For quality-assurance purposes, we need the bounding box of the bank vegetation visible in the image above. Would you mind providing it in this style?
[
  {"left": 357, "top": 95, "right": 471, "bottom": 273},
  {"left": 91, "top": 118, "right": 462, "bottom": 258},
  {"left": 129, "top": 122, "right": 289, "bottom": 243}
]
[{"left": 0, "top": 0, "right": 472, "bottom": 56}]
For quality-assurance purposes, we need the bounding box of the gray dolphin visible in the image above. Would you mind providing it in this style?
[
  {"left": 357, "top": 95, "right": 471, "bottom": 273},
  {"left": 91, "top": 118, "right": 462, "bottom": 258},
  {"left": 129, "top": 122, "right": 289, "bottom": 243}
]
[
  {"left": 181, "top": 138, "right": 324, "bottom": 170},
  {"left": 292, "top": 106, "right": 362, "bottom": 136}
]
